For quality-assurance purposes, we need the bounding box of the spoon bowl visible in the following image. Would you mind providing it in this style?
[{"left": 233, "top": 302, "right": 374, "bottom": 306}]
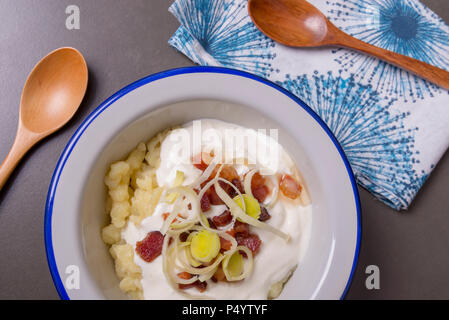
[
  {"left": 248, "top": 0, "right": 332, "bottom": 47},
  {"left": 248, "top": 0, "right": 449, "bottom": 90},
  {"left": 21, "top": 48, "right": 88, "bottom": 134},
  {"left": 0, "top": 47, "right": 88, "bottom": 190}
]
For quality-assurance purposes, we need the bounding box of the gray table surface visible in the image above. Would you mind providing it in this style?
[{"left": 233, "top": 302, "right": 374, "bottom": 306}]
[{"left": 0, "top": 0, "right": 448, "bottom": 300}]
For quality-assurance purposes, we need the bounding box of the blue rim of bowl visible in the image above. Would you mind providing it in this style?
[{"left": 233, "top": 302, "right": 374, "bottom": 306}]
[{"left": 44, "top": 66, "right": 362, "bottom": 301}]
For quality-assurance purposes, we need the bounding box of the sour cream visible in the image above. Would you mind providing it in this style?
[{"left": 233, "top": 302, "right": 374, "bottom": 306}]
[
  {"left": 156, "top": 119, "right": 296, "bottom": 187},
  {"left": 122, "top": 119, "right": 312, "bottom": 300}
]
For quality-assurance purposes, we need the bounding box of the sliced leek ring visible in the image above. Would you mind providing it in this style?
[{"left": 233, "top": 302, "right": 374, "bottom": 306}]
[
  {"left": 185, "top": 246, "right": 202, "bottom": 267},
  {"left": 190, "top": 230, "right": 221, "bottom": 263},
  {"left": 222, "top": 251, "right": 244, "bottom": 279},
  {"left": 223, "top": 246, "right": 254, "bottom": 282},
  {"left": 233, "top": 194, "right": 261, "bottom": 220},
  {"left": 162, "top": 235, "right": 211, "bottom": 299}
]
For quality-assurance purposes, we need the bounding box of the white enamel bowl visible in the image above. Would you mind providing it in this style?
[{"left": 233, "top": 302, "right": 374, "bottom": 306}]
[{"left": 45, "top": 67, "right": 361, "bottom": 300}]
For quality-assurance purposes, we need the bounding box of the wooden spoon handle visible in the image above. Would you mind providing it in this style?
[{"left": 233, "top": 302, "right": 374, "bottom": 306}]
[
  {"left": 337, "top": 33, "right": 449, "bottom": 90},
  {"left": 0, "top": 124, "right": 40, "bottom": 191}
]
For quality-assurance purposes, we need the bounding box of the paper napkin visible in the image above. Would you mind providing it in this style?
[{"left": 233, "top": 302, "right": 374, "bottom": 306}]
[{"left": 169, "top": 0, "right": 449, "bottom": 210}]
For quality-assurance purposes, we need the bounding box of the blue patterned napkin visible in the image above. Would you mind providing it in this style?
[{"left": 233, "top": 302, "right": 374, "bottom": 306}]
[{"left": 168, "top": 0, "right": 449, "bottom": 210}]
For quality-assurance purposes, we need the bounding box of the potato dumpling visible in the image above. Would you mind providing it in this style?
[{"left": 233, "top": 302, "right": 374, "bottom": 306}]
[
  {"left": 110, "top": 244, "right": 141, "bottom": 279},
  {"left": 105, "top": 161, "right": 131, "bottom": 189},
  {"left": 101, "top": 224, "right": 121, "bottom": 245},
  {"left": 109, "top": 184, "right": 130, "bottom": 202},
  {"left": 110, "top": 201, "right": 131, "bottom": 228},
  {"left": 102, "top": 131, "right": 170, "bottom": 300}
]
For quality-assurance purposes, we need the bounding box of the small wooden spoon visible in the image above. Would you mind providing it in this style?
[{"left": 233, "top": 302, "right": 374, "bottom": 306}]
[
  {"left": 0, "top": 47, "right": 88, "bottom": 190},
  {"left": 248, "top": 0, "right": 449, "bottom": 90}
]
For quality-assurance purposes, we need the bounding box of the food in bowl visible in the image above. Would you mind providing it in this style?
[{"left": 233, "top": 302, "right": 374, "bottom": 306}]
[{"left": 101, "top": 119, "right": 312, "bottom": 300}]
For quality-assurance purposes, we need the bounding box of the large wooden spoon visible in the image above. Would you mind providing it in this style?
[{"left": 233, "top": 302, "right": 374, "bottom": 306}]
[
  {"left": 248, "top": 0, "right": 449, "bottom": 90},
  {"left": 0, "top": 47, "right": 88, "bottom": 190}
]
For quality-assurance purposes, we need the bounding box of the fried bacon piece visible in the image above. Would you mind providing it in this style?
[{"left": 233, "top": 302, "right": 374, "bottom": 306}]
[
  {"left": 259, "top": 207, "right": 271, "bottom": 222},
  {"left": 226, "top": 228, "right": 236, "bottom": 237},
  {"left": 192, "top": 152, "right": 213, "bottom": 171},
  {"left": 218, "top": 221, "right": 250, "bottom": 252},
  {"left": 229, "top": 178, "right": 244, "bottom": 198},
  {"left": 193, "top": 161, "right": 208, "bottom": 171},
  {"left": 136, "top": 231, "right": 164, "bottom": 263},
  {"left": 212, "top": 266, "right": 226, "bottom": 282},
  {"left": 236, "top": 233, "right": 262, "bottom": 255},
  {"left": 207, "top": 185, "right": 225, "bottom": 205},
  {"left": 279, "top": 174, "right": 302, "bottom": 199},
  {"left": 177, "top": 272, "right": 193, "bottom": 280},
  {"left": 207, "top": 179, "right": 244, "bottom": 205},
  {"left": 219, "top": 236, "right": 232, "bottom": 252},
  {"left": 195, "top": 281, "right": 208, "bottom": 292},
  {"left": 212, "top": 210, "right": 233, "bottom": 227},
  {"left": 251, "top": 172, "right": 265, "bottom": 188},
  {"left": 252, "top": 185, "right": 269, "bottom": 203},
  {"left": 250, "top": 172, "right": 270, "bottom": 203},
  {"left": 179, "top": 232, "right": 190, "bottom": 242},
  {"left": 207, "top": 218, "right": 217, "bottom": 229},
  {"left": 199, "top": 180, "right": 227, "bottom": 206},
  {"left": 178, "top": 280, "right": 208, "bottom": 292},
  {"left": 193, "top": 154, "right": 241, "bottom": 184},
  {"left": 197, "top": 163, "right": 244, "bottom": 207},
  {"left": 200, "top": 193, "right": 211, "bottom": 212},
  {"left": 218, "top": 165, "right": 239, "bottom": 182},
  {"left": 234, "top": 220, "right": 249, "bottom": 236}
]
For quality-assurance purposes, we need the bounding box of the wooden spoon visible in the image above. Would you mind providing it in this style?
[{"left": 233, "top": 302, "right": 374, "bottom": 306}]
[
  {"left": 248, "top": 0, "right": 449, "bottom": 90},
  {"left": 0, "top": 47, "right": 88, "bottom": 190}
]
